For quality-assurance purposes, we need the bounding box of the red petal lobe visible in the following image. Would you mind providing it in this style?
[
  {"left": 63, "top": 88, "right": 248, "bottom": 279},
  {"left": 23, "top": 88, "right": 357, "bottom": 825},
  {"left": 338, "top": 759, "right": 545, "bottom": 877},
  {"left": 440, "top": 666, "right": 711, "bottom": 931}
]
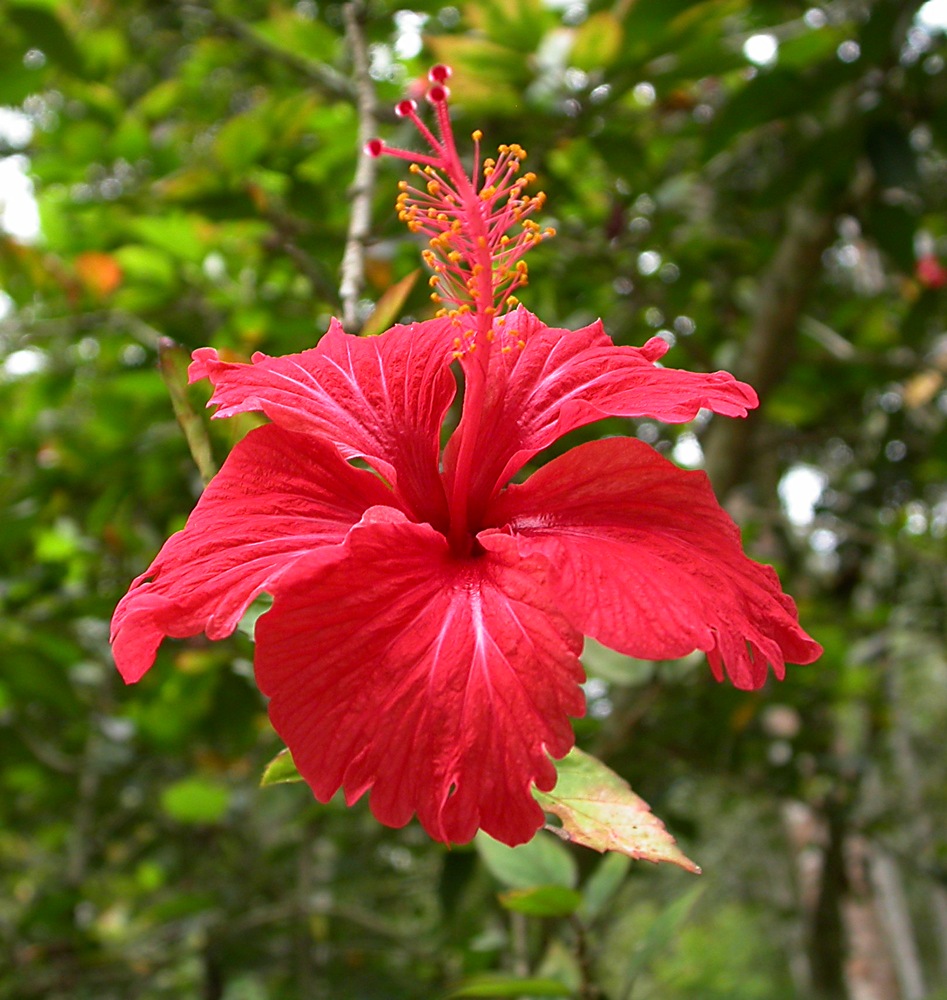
[
  {"left": 254, "top": 513, "right": 586, "bottom": 846},
  {"left": 111, "top": 426, "right": 394, "bottom": 683},
  {"left": 189, "top": 318, "right": 456, "bottom": 526},
  {"left": 485, "top": 438, "right": 821, "bottom": 689},
  {"left": 447, "top": 307, "right": 757, "bottom": 513}
]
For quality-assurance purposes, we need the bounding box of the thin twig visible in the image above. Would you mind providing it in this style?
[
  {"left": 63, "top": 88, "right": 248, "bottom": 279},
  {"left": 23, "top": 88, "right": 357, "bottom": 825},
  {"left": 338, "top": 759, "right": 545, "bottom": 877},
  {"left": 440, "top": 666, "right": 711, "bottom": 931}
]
[
  {"left": 570, "top": 915, "right": 601, "bottom": 1000},
  {"left": 1, "top": 309, "right": 164, "bottom": 349},
  {"left": 260, "top": 202, "right": 342, "bottom": 307},
  {"left": 339, "top": 0, "right": 379, "bottom": 331}
]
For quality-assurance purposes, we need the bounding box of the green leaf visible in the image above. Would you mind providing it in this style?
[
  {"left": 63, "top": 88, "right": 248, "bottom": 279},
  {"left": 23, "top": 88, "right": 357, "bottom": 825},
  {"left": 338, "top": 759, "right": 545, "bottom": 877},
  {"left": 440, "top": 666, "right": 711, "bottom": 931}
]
[
  {"left": 236, "top": 593, "right": 274, "bottom": 641},
  {"left": 260, "top": 747, "right": 304, "bottom": 786},
  {"left": 475, "top": 830, "right": 578, "bottom": 889},
  {"left": 9, "top": 2, "right": 85, "bottom": 76},
  {"left": 582, "top": 638, "right": 655, "bottom": 685},
  {"left": 360, "top": 270, "right": 420, "bottom": 337},
  {"left": 466, "top": 0, "right": 553, "bottom": 53},
  {"left": 444, "top": 974, "right": 573, "bottom": 998},
  {"left": 247, "top": 11, "right": 339, "bottom": 64},
  {"left": 498, "top": 885, "right": 582, "bottom": 918},
  {"left": 214, "top": 110, "right": 272, "bottom": 173},
  {"left": 620, "top": 884, "right": 704, "bottom": 992},
  {"left": 571, "top": 13, "right": 624, "bottom": 71},
  {"left": 579, "top": 852, "right": 631, "bottom": 921},
  {"left": 160, "top": 777, "right": 231, "bottom": 825},
  {"left": 113, "top": 245, "right": 177, "bottom": 288},
  {"left": 130, "top": 214, "right": 209, "bottom": 264},
  {"left": 865, "top": 122, "right": 919, "bottom": 190},
  {"left": 533, "top": 750, "right": 701, "bottom": 874},
  {"left": 865, "top": 202, "right": 916, "bottom": 273}
]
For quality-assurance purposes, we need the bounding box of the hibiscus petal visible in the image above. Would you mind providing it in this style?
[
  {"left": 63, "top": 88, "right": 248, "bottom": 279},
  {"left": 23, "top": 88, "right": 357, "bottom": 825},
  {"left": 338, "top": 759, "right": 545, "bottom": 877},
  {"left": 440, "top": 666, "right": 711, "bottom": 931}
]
[
  {"left": 254, "top": 511, "right": 586, "bottom": 846},
  {"left": 484, "top": 438, "right": 821, "bottom": 690},
  {"left": 189, "top": 318, "right": 457, "bottom": 526},
  {"left": 111, "top": 425, "right": 394, "bottom": 683},
  {"left": 446, "top": 307, "right": 758, "bottom": 515}
]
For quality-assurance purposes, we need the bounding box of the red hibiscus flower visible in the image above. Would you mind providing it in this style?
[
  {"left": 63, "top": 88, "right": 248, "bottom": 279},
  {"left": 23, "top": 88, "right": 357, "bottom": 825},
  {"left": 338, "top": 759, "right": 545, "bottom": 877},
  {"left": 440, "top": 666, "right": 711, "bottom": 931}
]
[{"left": 111, "top": 66, "right": 821, "bottom": 846}]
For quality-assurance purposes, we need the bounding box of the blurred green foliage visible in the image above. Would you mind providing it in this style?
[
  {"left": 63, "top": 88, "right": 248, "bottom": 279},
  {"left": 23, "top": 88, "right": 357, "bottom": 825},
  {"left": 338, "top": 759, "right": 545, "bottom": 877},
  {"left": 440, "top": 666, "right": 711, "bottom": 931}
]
[{"left": 1, "top": 0, "right": 946, "bottom": 997}]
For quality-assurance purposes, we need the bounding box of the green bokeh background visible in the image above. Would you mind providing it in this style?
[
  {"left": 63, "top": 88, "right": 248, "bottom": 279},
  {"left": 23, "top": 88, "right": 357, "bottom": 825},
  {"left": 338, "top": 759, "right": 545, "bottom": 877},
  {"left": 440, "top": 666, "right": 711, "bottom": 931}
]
[{"left": 1, "top": 1, "right": 946, "bottom": 997}]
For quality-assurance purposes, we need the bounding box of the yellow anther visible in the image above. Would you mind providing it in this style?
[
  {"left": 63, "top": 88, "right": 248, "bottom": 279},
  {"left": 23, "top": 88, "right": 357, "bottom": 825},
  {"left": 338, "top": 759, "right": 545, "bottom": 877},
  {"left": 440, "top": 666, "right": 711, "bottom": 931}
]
[
  {"left": 501, "top": 345, "right": 512, "bottom": 353},
  {"left": 452, "top": 350, "right": 464, "bottom": 360},
  {"left": 472, "top": 129, "right": 483, "bottom": 141},
  {"left": 480, "top": 186, "right": 496, "bottom": 200},
  {"left": 486, "top": 329, "right": 495, "bottom": 342},
  {"left": 431, "top": 292, "right": 442, "bottom": 303},
  {"left": 427, "top": 181, "right": 441, "bottom": 195},
  {"left": 517, "top": 339, "right": 525, "bottom": 349},
  {"left": 429, "top": 275, "right": 440, "bottom": 287},
  {"left": 506, "top": 295, "right": 519, "bottom": 308}
]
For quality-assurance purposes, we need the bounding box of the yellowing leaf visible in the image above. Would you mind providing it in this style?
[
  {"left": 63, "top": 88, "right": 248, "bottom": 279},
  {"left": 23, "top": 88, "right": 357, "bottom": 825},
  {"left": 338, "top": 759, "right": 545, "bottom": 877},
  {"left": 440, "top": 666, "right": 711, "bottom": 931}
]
[
  {"left": 533, "top": 749, "right": 701, "bottom": 874},
  {"left": 158, "top": 339, "right": 217, "bottom": 485},
  {"left": 360, "top": 270, "right": 419, "bottom": 337}
]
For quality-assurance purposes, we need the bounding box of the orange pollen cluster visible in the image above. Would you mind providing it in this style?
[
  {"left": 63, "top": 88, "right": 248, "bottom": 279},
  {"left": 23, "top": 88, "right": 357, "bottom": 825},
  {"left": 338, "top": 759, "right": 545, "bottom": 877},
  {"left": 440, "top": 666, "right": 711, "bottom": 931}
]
[
  {"left": 365, "top": 66, "right": 555, "bottom": 344},
  {"left": 394, "top": 147, "right": 554, "bottom": 323}
]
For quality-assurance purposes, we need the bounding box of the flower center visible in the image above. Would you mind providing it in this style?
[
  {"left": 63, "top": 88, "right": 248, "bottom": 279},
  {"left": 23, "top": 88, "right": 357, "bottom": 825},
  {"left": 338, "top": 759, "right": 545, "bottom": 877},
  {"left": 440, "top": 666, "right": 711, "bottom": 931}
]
[{"left": 367, "top": 66, "right": 555, "bottom": 556}]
